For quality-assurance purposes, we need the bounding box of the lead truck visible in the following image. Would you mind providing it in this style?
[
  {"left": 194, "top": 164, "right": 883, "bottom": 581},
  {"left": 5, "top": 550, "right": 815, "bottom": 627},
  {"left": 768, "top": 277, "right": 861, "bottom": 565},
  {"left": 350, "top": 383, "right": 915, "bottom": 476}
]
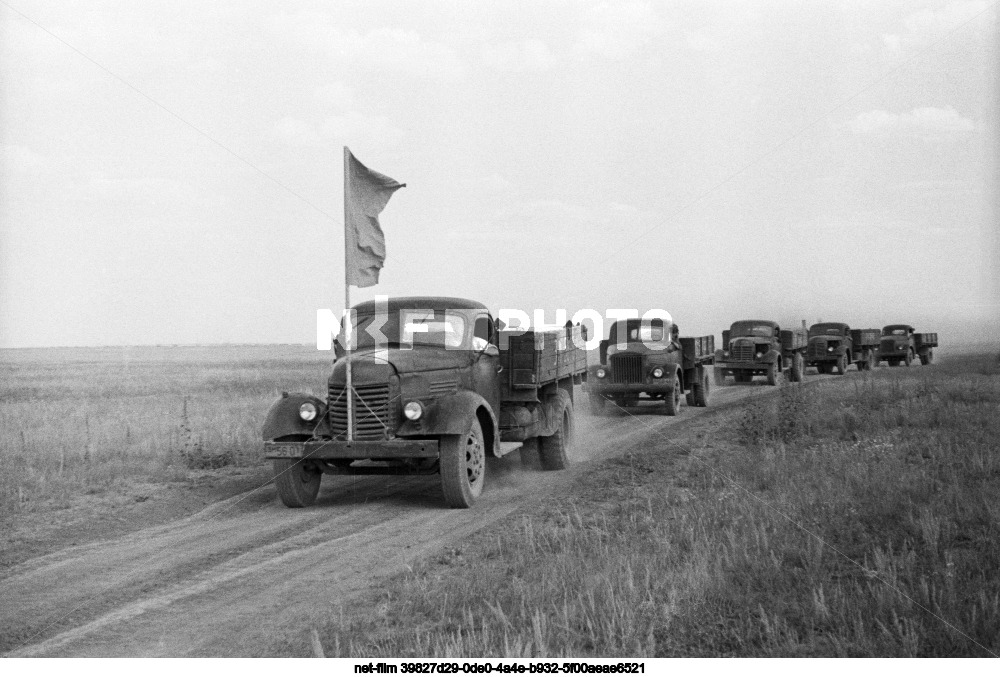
[{"left": 261, "top": 297, "right": 587, "bottom": 509}]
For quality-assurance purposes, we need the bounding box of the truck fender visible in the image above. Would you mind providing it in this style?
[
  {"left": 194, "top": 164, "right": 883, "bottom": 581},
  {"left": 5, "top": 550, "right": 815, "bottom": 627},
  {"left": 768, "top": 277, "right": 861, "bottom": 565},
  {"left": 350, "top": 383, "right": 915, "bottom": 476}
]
[
  {"left": 398, "top": 390, "right": 498, "bottom": 456},
  {"left": 262, "top": 392, "right": 330, "bottom": 441},
  {"left": 764, "top": 349, "right": 782, "bottom": 366}
]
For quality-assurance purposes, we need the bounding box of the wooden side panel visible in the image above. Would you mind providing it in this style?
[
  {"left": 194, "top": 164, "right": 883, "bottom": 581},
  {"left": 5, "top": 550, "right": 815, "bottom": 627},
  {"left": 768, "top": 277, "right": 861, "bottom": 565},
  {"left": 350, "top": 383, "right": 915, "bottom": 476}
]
[
  {"left": 499, "top": 326, "right": 588, "bottom": 398},
  {"left": 914, "top": 332, "right": 938, "bottom": 348},
  {"left": 680, "top": 335, "right": 715, "bottom": 369},
  {"left": 780, "top": 328, "right": 807, "bottom": 351},
  {"left": 850, "top": 329, "right": 881, "bottom": 347}
]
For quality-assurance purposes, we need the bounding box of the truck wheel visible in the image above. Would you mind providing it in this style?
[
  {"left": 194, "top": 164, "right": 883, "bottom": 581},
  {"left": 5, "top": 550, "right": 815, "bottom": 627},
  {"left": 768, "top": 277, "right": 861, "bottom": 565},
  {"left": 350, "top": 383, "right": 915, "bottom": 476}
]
[
  {"left": 766, "top": 361, "right": 782, "bottom": 386},
  {"left": 904, "top": 349, "right": 913, "bottom": 367},
  {"left": 920, "top": 348, "right": 933, "bottom": 366},
  {"left": 440, "top": 419, "right": 486, "bottom": 508},
  {"left": 835, "top": 354, "right": 847, "bottom": 375},
  {"left": 588, "top": 393, "right": 606, "bottom": 416},
  {"left": 790, "top": 353, "right": 804, "bottom": 382},
  {"left": 693, "top": 369, "right": 711, "bottom": 407},
  {"left": 713, "top": 367, "right": 726, "bottom": 386},
  {"left": 664, "top": 374, "right": 682, "bottom": 415},
  {"left": 273, "top": 459, "right": 322, "bottom": 508},
  {"left": 540, "top": 403, "right": 573, "bottom": 471}
]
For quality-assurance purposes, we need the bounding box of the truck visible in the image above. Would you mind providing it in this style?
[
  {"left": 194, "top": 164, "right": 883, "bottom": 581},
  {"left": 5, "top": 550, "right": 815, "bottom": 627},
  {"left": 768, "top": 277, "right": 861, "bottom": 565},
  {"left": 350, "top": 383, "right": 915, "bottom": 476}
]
[
  {"left": 805, "top": 323, "right": 880, "bottom": 374},
  {"left": 713, "top": 320, "right": 806, "bottom": 385},
  {"left": 261, "top": 297, "right": 588, "bottom": 509},
  {"left": 584, "top": 317, "right": 715, "bottom": 415},
  {"left": 878, "top": 324, "right": 938, "bottom": 366}
]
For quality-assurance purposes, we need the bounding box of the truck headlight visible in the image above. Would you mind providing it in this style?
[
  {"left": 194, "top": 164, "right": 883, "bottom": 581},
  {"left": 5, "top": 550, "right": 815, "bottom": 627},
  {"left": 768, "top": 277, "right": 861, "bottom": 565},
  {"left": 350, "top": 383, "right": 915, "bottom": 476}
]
[
  {"left": 651, "top": 367, "right": 664, "bottom": 378},
  {"left": 756, "top": 352, "right": 763, "bottom": 358},
  {"left": 299, "top": 402, "right": 318, "bottom": 421},
  {"left": 828, "top": 346, "right": 834, "bottom": 352},
  {"left": 403, "top": 401, "right": 423, "bottom": 421},
  {"left": 596, "top": 368, "right": 607, "bottom": 378}
]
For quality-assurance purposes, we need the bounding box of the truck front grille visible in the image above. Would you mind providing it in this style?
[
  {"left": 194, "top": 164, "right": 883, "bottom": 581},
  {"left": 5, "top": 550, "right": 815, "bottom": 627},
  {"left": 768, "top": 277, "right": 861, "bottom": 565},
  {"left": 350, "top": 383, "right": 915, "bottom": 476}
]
[
  {"left": 328, "top": 382, "right": 395, "bottom": 440},
  {"left": 809, "top": 340, "right": 827, "bottom": 358},
  {"left": 880, "top": 339, "right": 898, "bottom": 354},
  {"left": 731, "top": 340, "right": 755, "bottom": 362},
  {"left": 610, "top": 354, "right": 643, "bottom": 384}
]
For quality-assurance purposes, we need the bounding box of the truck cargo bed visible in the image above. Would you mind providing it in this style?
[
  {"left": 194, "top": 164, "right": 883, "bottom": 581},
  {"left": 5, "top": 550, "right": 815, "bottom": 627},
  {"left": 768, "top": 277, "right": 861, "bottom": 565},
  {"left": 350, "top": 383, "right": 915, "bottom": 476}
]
[
  {"left": 851, "top": 328, "right": 881, "bottom": 347},
  {"left": 780, "top": 328, "right": 807, "bottom": 351},
  {"left": 680, "top": 335, "right": 715, "bottom": 369},
  {"left": 915, "top": 332, "right": 938, "bottom": 349},
  {"left": 500, "top": 326, "right": 587, "bottom": 393}
]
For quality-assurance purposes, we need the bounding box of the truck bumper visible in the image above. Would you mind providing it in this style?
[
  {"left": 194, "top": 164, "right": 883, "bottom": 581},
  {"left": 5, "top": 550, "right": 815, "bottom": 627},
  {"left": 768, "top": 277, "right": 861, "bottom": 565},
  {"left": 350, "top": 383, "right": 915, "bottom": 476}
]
[
  {"left": 587, "top": 382, "right": 673, "bottom": 396},
  {"left": 263, "top": 439, "right": 439, "bottom": 460},
  {"left": 715, "top": 361, "right": 768, "bottom": 372}
]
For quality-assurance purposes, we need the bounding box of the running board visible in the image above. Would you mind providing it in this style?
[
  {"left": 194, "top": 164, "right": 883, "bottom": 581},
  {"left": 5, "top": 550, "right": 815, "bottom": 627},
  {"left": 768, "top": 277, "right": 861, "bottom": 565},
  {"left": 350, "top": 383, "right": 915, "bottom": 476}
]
[{"left": 497, "top": 441, "right": 523, "bottom": 457}]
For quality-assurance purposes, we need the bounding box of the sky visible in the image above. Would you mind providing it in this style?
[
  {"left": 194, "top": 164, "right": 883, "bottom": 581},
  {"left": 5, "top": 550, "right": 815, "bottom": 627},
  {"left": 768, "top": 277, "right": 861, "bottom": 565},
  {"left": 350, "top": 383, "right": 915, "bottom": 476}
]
[{"left": 1, "top": 0, "right": 997, "bottom": 348}]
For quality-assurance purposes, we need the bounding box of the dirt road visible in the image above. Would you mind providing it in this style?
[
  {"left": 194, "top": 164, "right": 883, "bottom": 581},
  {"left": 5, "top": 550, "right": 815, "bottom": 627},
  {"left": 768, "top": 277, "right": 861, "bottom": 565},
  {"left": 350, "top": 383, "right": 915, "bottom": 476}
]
[{"left": 0, "top": 380, "right": 798, "bottom": 656}]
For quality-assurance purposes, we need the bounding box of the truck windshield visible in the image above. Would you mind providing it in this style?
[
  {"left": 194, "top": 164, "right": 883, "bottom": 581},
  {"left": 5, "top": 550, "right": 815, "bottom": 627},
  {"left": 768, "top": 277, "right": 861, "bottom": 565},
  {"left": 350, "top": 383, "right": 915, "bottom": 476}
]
[
  {"left": 883, "top": 327, "right": 908, "bottom": 336},
  {"left": 809, "top": 324, "right": 843, "bottom": 337},
  {"left": 731, "top": 322, "right": 774, "bottom": 338},
  {"left": 345, "top": 311, "right": 469, "bottom": 349}
]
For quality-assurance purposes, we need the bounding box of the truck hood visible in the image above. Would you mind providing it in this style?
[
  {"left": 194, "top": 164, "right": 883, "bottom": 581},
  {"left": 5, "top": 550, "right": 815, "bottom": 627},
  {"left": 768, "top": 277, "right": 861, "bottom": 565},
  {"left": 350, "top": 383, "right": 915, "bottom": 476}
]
[{"left": 330, "top": 346, "right": 475, "bottom": 382}]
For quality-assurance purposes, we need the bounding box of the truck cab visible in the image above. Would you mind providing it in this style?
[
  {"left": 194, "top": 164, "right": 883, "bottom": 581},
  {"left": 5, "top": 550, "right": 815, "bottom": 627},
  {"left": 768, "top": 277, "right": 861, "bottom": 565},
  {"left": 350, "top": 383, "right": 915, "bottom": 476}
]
[
  {"left": 806, "top": 322, "right": 853, "bottom": 375},
  {"left": 585, "top": 317, "right": 714, "bottom": 415},
  {"left": 714, "top": 320, "right": 805, "bottom": 385},
  {"left": 879, "top": 324, "right": 938, "bottom": 366},
  {"left": 262, "top": 297, "right": 585, "bottom": 509}
]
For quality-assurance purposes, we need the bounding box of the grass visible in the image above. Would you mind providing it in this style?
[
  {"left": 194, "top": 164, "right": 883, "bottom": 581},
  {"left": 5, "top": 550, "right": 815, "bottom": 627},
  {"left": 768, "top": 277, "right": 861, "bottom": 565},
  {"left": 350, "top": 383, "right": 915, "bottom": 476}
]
[
  {"left": 292, "top": 352, "right": 1000, "bottom": 657},
  {"left": 0, "top": 345, "right": 331, "bottom": 514}
]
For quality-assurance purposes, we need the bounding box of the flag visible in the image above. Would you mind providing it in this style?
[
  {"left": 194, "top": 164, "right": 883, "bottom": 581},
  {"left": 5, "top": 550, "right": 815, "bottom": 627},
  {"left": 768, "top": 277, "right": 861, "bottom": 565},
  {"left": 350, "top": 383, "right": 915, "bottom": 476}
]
[{"left": 344, "top": 148, "right": 405, "bottom": 288}]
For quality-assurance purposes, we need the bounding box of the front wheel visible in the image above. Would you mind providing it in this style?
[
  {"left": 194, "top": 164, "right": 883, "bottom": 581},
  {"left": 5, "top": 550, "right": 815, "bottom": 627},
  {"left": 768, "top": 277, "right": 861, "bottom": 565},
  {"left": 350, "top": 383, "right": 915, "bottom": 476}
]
[
  {"left": 273, "top": 459, "right": 322, "bottom": 508},
  {"left": 440, "top": 418, "right": 486, "bottom": 508},
  {"left": 766, "top": 361, "right": 782, "bottom": 386},
  {"left": 835, "top": 354, "right": 848, "bottom": 376},
  {"left": 904, "top": 349, "right": 913, "bottom": 367},
  {"left": 664, "top": 374, "right": 682, "bottom": 415}
]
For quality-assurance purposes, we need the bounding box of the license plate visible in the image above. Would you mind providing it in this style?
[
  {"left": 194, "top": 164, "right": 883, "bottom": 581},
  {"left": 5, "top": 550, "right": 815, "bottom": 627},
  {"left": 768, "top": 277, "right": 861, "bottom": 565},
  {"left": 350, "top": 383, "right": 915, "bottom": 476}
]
[{"left": 268, "top": 443, "right": 303, "bottom": 458}]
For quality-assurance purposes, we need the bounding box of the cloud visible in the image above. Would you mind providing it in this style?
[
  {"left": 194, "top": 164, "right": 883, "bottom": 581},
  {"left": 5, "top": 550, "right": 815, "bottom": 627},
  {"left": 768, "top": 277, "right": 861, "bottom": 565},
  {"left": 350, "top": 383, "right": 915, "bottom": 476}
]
[
  {"left": 575, "top": 1, "right": 667, "bottom": 59},
  {"left": 882, "top": 1, "right": 992, "bottom": 52},
  {"left": 272, "top": 14, "right": 464, "bottom": 82},
  {"left": 846, "top": 106, "right": 976, "bottom": 136},
  {"left": 481, "top": 39, "right": 556, "bottom": 72}
]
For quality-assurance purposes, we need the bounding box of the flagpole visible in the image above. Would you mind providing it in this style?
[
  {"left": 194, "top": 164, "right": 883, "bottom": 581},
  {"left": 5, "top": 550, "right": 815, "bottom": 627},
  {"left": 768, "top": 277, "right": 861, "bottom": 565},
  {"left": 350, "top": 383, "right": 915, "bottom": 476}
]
[{"left": 343, "top": 146, "right": 353, "bottom": 443}]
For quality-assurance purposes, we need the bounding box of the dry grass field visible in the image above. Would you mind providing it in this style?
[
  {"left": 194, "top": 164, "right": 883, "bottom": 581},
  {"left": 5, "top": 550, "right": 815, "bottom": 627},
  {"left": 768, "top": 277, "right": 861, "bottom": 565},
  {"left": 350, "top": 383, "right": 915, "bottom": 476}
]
[
  {"left": 295, "top": 353, "right": 1000, "bottom": 657},
  {"left": 0, "top": 345, "right": 330, "bottom": 516}
]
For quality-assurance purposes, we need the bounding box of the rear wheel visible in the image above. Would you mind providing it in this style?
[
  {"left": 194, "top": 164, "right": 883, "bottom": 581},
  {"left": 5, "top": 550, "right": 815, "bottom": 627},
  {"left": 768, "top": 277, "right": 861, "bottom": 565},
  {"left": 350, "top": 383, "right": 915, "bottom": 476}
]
[
  {"left": 664, "top": 374, "right": 682, "bottom": 415},
  {"left": 713, "top": 367, "right": 726, "bottom": 386},
  {"left": 540, "top": 401, "right": 573, "bottom": 470},
  {"left": 440, "top": 418, "right": 486, "bottom": 508},
  {"left": 273, "top": 459, "right": 322, "bottom": 508},
  {"left": 693, "top": 368, "right": 711, "bottom": 407},
  {"left": 790, "top": 353, "right": 804, "bottom": 382}
]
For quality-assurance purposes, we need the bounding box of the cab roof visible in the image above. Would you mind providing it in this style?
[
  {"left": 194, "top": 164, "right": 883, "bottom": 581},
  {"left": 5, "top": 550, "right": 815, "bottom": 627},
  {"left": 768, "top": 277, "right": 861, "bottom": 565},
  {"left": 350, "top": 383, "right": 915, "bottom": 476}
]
[
  {"left": 353, "top": 296, "right": 487, "bottom": 314},
  {"left": 883, "top": 324, "right": 914, "bottom": 332}
]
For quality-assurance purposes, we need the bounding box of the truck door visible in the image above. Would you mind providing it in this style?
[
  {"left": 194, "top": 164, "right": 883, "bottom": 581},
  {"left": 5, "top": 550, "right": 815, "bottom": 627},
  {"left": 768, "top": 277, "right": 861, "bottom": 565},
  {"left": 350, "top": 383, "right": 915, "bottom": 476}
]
[{"left": 472, "top": 313, "right": 502, "bottom": 415}]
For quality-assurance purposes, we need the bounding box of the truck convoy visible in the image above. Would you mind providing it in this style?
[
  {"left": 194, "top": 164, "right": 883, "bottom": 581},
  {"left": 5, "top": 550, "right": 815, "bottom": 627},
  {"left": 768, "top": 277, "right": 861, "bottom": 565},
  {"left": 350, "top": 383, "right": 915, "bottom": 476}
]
[
  {"left": 261, "top": 297, "right": 587, "bottom": 509},
  {"left": 584, "top": 317, "right": 715, "bottom": 415},
  {"left": 805, "top": 323, "right": 880, "bottom": 374},
  {"left": 878, "top": 324, "right": 938, "bottom": 366},
  {"left": 713, "top": 320, "right": 806, "bottom": 386}
]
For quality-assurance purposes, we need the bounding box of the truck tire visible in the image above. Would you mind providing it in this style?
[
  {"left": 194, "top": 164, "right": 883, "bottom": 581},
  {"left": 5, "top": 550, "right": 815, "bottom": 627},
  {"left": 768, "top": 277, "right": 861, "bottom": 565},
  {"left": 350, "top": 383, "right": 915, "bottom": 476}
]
[
  {"left": 904, "top": 349, "right": 913, "bottom": 367},
  {"left": 920, "top": 348, "right": 933, "bottom": 366},
  {"left": 540, "top": 404, "right": 573, "bottom": 471},
  {"left": 440, "top": 418, "right": 486, "bottom": 508},
  {"left": 664, "top": 374, "right": 682, "bottom": 415},
  {"left": 766, "top": 361, "right": 781, "bottom": 386},
  {"left": 588, "top": 393, "right": 606, "bottom": 416},
  {"left": 835, "top": 354, "right": 847, "bottom": 375},
  {"left": 693, "top": 369, "right": 710, "bottom": 407},
  {"left": 790, "top": 353, "right": 804, "bottom": 382},
  {"left": 713, "top": 367, "right": 726, "bottom": 386},
  {"left": 273, "top": 459, "right": 322, "bottom": 508}
]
